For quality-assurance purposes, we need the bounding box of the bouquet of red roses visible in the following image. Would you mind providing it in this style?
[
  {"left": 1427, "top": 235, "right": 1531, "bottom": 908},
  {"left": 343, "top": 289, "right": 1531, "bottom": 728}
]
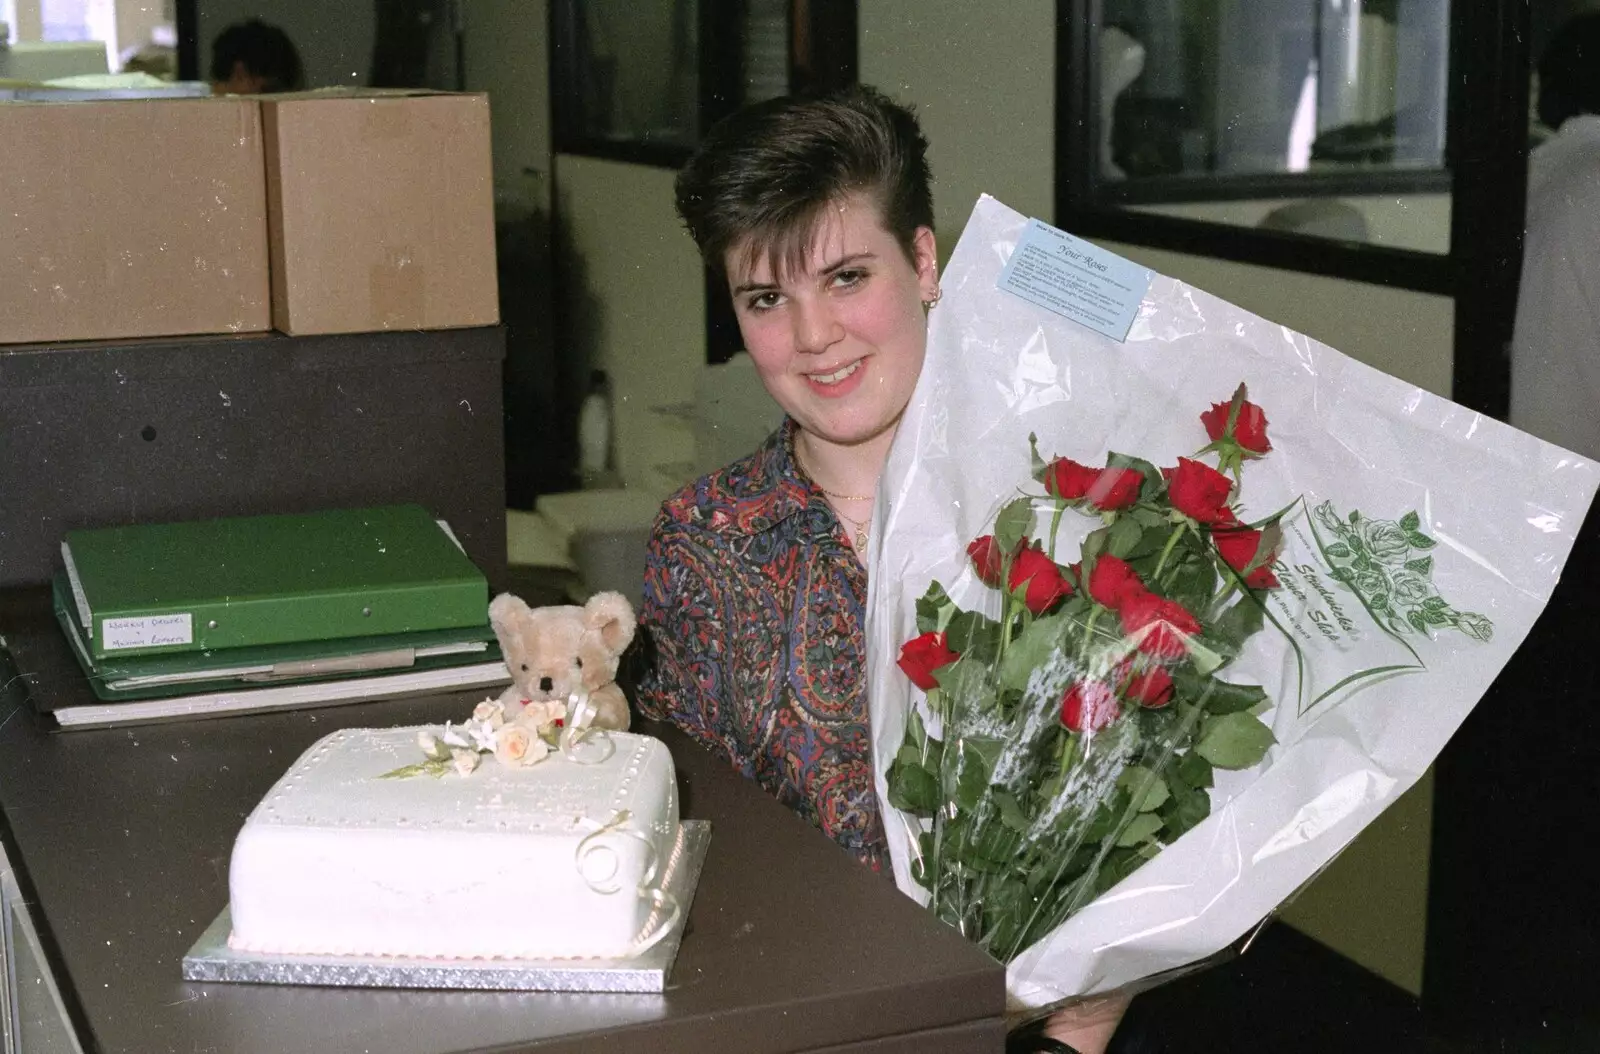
[
  {"left": 888, "top": 385, "right": 1283, "bottom": 961},
  {"left": 868, "top": 194, "right": 1595, "bottom": 1012}
]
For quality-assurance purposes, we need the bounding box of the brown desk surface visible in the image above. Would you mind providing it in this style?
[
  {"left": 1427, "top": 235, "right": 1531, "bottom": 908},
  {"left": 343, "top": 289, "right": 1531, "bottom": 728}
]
[{"left": 0, "top": 589, "right": 1005, "bottom": 1053}]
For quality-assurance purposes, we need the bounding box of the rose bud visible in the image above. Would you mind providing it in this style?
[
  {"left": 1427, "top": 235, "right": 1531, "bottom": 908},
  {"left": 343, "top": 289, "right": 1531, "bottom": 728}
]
[
  {"left": 1200, "top": 390, "right": 1272, "bottom": 455},
  {"left": 1084, "top": 467, "right": 1143, "bottom": 511},
  {"left": 1115, "top": 659, "right": 1175, "bottom": 708},
  {"left": 1061, "top": 680, "right": 1121, "bottom": 733},
  {"left": 1088, "top": 555, "right": 1145, "bottom": 611},
  {"left": 1043, "top": 456, "right": 1101, "bottom": 500},
  {"left": 1213, "top": 527, "right": 1281, "bottom": 589},
  {"left": 966, "top": 534, "right": 1007, "bottom": 587},
  {"left": 897, "top": 631, "right": 960, "bottom": 691},
  {"left": 1164, "top": 458, "right": 1235, "bottom": 525},
  {"left": 1008, "top": 544, "right": 1073, "bottom": 614},
  {"left": 1119, "top": 590, "right": 1203, "bottom": 662}
]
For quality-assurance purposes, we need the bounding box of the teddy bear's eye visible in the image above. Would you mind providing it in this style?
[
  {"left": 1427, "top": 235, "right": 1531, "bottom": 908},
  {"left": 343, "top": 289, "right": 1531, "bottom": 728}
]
[
  {"left": 575, "top": 657, "right": 584, "bottom": 669},
  {"left": 520, "top": 663, "right": 529, "bottom": 672}
]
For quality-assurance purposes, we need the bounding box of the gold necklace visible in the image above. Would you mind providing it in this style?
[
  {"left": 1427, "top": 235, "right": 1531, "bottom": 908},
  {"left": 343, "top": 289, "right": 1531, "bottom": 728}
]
[
  {"left": 795, "top": 443, "right": 873, "bottom": 552},
  {"left": 833, "top": 507, "right": 870, "bottom": 554}
]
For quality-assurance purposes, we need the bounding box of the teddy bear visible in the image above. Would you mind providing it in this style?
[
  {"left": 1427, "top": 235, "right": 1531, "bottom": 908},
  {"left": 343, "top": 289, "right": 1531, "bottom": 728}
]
[{"left": 487, "top": 590, "right": 636, "bottom": 732}]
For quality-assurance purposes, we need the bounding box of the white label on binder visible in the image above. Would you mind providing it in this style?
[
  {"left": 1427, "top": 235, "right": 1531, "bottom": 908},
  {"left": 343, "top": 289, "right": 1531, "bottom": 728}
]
[{"left": 102, "top": 613, "right": 194, "bottom": 650}]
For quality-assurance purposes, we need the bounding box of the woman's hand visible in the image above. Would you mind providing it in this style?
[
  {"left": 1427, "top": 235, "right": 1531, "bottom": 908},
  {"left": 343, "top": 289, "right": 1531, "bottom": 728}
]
[{"left": 1038, "top": 989, "right": 1133, "bottom": 1054}]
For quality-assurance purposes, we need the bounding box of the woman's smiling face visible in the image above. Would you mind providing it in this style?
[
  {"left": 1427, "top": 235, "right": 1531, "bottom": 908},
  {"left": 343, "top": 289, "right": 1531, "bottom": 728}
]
[{"left": 726, "top": 196, "right": 938, "bottom": 450}]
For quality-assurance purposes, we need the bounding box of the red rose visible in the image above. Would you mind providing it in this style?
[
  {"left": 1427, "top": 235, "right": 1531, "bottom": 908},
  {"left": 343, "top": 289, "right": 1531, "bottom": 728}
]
[
  {"left": 897, "top": 631, "right": 959, "bottom": 691},
  {"left": 1061, "top": 680, "right": 1121, "bottom": 732},
  {"left": 1200, "top": 395, "right": 1272, "bottom": 454},
  {"left": 1115, "top": 659, "right": 1175, "bottom": 708},
  {"left": 1088, "top": 555, "right": 1144, "bottom": 611},
  {"left": 1008, "top": 544, "right": 1073, "bottom": 614},
  {"left": 1085, "top": 467, "right": 1143, "bottom": 511},
  {"left": 966, "top": 534, "right": 1007, "bottom": 587},
  {"left": 1045, "top": 457, "right": 1142, "bottom": 511},
  {"left": 1213, "top": 527, "right": 1281, "bottom": 589},
  {"left": 1164, "top": 458, "right": 1235, "bottom": 524},
  {"left": 1043, "top": 457, "right": 1101, "bottom": 500},
  {"left": 1119, "top": 590, "right": 1203, "bottom": 662}
]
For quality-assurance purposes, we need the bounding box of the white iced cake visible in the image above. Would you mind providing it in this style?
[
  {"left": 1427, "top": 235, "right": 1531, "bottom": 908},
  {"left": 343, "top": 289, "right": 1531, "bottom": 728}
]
[{"left": 227, "top": 726, "right": 679, "bottom": 960}]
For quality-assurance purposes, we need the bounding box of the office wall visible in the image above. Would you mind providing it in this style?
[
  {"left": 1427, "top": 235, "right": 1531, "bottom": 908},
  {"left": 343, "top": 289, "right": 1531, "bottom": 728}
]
[
  {"left": 860, "top": 1, "right": 1055, "bottom": 267},
  {"left": 553, "top": 154, "right": 703, "bottom": 497}
]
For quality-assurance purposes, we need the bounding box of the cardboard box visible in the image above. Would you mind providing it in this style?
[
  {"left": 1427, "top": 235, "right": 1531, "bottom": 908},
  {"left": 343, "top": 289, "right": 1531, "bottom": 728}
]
[
  {"left": 260, "top": 90, "right": 499, "bottom": 336},
  {"left": 0, "top": 96, "right": 271, "bottom": 345}
]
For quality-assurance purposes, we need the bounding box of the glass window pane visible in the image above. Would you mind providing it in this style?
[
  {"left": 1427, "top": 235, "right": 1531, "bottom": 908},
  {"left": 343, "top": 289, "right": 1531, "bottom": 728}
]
[
  {"left": 568, "top": 0, "right": 699, "bottom": 149},
  {"left": 1094, "top": 0, "right": 1452, "bottom": 252}
]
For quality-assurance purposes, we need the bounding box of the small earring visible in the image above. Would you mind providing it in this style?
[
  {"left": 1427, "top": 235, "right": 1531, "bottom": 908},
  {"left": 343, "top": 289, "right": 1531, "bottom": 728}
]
[{"left": 921, "top": 287, "right": 942, "bottom": 311}]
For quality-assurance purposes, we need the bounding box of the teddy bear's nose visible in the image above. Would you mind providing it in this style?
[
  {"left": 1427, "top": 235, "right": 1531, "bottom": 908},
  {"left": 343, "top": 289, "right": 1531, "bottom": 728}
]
[{"left": 539, "top": 677, "right": 553, "bottom": 693}]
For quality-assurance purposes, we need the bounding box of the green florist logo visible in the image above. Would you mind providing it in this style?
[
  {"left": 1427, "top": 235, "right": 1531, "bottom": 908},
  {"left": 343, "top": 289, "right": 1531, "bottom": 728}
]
[
  {"left": 1308, "top": 501, "right": 1493, "bottom": 644},
  {"left": 1267, "top": 499, "right": 1495, "bottom": 717}
]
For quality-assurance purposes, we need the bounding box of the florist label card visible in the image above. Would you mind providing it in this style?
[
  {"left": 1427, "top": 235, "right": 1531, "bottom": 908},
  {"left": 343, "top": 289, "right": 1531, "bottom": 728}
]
[{"left": 997, "top": 218, "right": 1152, "bottom": 342}]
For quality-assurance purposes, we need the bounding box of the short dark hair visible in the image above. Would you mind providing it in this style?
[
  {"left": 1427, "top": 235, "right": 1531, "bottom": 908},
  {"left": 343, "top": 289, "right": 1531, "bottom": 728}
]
[
  {"left": 674, "top": 85, "right": 934, "bottom": 279},
  {"left": 210, "top": 18, "right": 304, "bottom": 93},
  {"left": 1539, "top": 13, "right": 1600, "bottom": 128}
]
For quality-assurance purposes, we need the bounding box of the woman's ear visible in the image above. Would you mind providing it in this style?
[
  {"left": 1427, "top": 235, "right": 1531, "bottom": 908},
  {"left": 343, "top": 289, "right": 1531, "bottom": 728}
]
[{"left": 912, "top": 225, "right": 939, "bottom": 298}]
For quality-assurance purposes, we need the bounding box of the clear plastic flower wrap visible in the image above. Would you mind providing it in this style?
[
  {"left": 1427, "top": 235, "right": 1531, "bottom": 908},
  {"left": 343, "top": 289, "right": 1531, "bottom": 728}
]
[{"left": 865, "top": 195, "right": 1600, "bottom": 1012}]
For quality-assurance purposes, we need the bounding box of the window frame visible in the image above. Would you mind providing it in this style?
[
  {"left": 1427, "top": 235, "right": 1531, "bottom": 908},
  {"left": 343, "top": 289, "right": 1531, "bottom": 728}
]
[{"left": 1054, "top": 0, "right": 1528, "bottom": 420}]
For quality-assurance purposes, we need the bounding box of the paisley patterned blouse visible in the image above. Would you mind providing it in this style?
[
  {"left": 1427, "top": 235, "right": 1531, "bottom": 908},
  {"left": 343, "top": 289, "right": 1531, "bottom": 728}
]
[{"left": 637, "top": 420, "right": 887, "bottom": 869}]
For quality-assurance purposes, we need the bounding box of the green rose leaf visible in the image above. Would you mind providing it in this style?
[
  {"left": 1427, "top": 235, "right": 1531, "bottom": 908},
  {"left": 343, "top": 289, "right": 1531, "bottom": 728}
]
[
  {"left": 994, "top": 790, "right": 1032, "bottom": 833},
  {"left": 915, "top": 580, "right": 956, "bottom": 634},
  {"left": 1205, "top": 594, "right": 1266, "bottom": 664},
  {"left": 1117, "top": 765, "right": 1171, "bottom": 812},
  {"left": 1325, "top": 542, "right": 1352, "bottom": 559},
  {"left": 1406, "top": 610, "right": 1429, "bottom": 634},
  {"left": 1114, "top": 811, "right": 1165, "bottom": 848},
  {"left": 946, "top": 608, "right": 1002, "bottom": 664},
  {"left": 1159, "top": 784, "right": 1212, "bottom": 840},
  {"left": 1130, "top": 506, "right": 1167, "bottom": 528},
  {"left": 1165, "top": 555, "right": 1219, "bottom": 616},
  {"left": 1174, "top": 750, "right": 1214, "bottom": 789},
  {"left": 1196, "top": 712, "right": 1277, "bottom": 770},
  {"left": 999, "top": 611, "right": 1071, "bottom": 693},
  {"left": 1400, "top": 510, "right": 1421, "bottom": 532},
  {"left": 1177, "top": 672, "right": 1268, "bottom": 715},
  {"left": 932, "top": 656, "right": 993, "bottom": 707},
  {"left": 886, "top": 758, "right": 941, "bottom": 815},
  {"left": 1107, "top": 514, "right": 1144, "bottom": 558},
  {"left": 1080, "top": 525, "right": 1109, "bottom": 563},
  {"left": 1404, "top": 556, "right": 1434, "bottom": 576},
  {"left": 1405, "top": 531, "right": 1437, "bottom": 551},
  {"left": 995, "top": 497, "right": 1035, "bottom": 555},
  {"left": 1029, "top": 432, "right": 1048, "bottom": 481}
]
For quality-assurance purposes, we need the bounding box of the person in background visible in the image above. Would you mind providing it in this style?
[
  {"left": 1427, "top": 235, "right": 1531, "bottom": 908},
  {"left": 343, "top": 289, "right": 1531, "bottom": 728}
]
[
  {"left": 1510, "top": 12, "right": 1600, "bottom": 461},
  {"left": 209, "top": 18, "right": 303, "bottom": 94},
  {"left": 636, "top": 85, "right": 1137, "bottom": 1054}
]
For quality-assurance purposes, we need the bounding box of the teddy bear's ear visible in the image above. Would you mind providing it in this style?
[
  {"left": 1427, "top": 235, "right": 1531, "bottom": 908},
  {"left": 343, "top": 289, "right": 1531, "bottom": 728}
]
[
  {"left": 487, "top": 593, "right": 532, "bottom": 651},
  {"left": 583, "top": 591, "right": 636, "bottom": 654}
]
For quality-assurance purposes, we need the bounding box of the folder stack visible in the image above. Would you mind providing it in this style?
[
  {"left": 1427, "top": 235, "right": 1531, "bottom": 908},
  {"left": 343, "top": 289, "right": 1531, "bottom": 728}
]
[{"left": 45, "top": 504, "right": 511, "bottom": 729}]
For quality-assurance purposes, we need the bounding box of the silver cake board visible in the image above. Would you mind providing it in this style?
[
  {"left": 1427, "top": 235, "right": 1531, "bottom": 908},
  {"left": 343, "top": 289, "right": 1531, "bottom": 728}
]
[{"left": 182, "top": 820, "right": 710, "bottom": 994}]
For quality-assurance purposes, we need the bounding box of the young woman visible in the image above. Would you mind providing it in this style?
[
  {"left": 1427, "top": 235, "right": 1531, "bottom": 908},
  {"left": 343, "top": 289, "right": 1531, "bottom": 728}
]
[{"left": 637, "top": 86, "right": 1132, "bottom": 1054}]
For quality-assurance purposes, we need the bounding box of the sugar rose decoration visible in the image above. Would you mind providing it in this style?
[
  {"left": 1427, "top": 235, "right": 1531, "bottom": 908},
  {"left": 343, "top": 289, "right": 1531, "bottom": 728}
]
[
  {"left": 381, "top": 698, "right": 565, "bottom": 779},
  {"left": 889, "top": 384, "right": 1287, "bottom": 960}
]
